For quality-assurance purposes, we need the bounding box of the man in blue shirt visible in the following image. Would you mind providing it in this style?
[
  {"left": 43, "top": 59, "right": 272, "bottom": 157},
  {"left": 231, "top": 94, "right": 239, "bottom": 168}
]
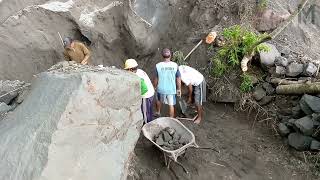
[{"left": 154, "top": 48, "right": 181, "bottom": 118}]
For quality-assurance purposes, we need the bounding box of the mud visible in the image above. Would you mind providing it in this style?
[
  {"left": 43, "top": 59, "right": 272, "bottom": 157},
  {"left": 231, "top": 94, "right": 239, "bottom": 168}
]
[{"left": 130, "top": 103, "right": 315, "bottom": 180}]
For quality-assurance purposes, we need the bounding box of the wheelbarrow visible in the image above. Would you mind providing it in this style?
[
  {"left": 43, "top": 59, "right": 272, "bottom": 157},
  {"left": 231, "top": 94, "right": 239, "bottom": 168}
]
[{"left": 142, "top": 117, "right": 219, "bottom": 173}]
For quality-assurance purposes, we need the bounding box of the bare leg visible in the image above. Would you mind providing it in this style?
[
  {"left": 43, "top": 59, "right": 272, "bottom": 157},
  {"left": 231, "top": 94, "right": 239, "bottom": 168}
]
[
  {"left": 169, "top": 105, "right": 175, "bottom": 118},
  {"left": 194, "top": 105, "right": 203, "bottom": 124}
]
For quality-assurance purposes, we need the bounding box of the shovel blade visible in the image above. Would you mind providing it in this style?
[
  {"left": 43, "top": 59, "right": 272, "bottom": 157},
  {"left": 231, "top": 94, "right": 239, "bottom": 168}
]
[{"left": 178, "top": 98, "right": 188, "bottom": 114}]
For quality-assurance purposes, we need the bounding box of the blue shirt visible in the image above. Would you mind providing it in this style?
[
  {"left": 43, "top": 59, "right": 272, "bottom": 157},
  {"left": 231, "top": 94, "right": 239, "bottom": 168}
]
[{"left": 155, "top": 61, "right": 180, "bottom": 95}]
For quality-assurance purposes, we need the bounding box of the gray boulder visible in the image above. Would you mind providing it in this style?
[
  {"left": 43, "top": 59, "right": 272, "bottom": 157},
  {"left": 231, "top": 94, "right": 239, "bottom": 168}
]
[
  {"left": 294, "top": 116, "right": 314, "bottom": 136},
  {"left": 312, "top": 113, "right": 320, "bottom": 122},
  {"left": 278, "top": 123, "right": 290, "bottom": 136},
  {"left": 286, "top": 62, "right": 304, "bottom": 77},
  {"left": 303, "top": 62, "right": 318, "bottom": 77},
  {"left": 292, "top": 105, "right": 304, "bottom": 119},
  {"left": 288, "top": 133, "right": 313, "bottom": 151},
  {"left": 275, "top": 66, "right": 286, "bottom": 75},
  {"left": 259, "top": 43, "right": 281, "bottom": 67},
  {"left": 299, "top": 94, "right": 320, "bottom": 115},
  {"left": 275, "top": 56, "right": 289, "bottom": 67},
  {"left": 0, "top": 91, "right": 18, "bottom": 105},
  {"left": 253, "top": 87, "right": 266, "bottom": 101},
  {"left": 258, "top": 96, "right": 274, "bottom": 106},
  {"left": 0, "top": 66, "right": 143, "bottom": 180},
  {"left": 310, "top": 140, "right": 320, "bottom": 150},
  {"left": 262, "top": 82, "right": 275, "bottom": 95}
]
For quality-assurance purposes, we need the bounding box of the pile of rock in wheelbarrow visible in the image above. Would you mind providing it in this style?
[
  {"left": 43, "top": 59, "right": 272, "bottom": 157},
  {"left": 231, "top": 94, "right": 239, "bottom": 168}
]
[{"left": 154, "top": 127, "right": 189, "bottom": 151}]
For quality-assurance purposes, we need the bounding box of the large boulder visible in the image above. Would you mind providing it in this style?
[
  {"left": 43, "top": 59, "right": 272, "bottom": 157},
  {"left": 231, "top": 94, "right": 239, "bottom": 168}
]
[
  {"left": 0, "top": 65, "right": 143, "bottom": 180},
  {"left": 299, "top": 94, "right": 320, "bottom": 115},
  {"left": 259, "top": 43, "right": 281, "bottom": 67}
]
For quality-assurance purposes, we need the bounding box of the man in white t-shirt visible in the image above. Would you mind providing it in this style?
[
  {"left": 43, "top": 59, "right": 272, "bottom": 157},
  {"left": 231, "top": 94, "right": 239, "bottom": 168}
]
[
  {"left": 179, "top": 65, "right": 206, "bottom": 124},
  {"left": 124, "top": 59, "right": 155, "bottom": 123}
]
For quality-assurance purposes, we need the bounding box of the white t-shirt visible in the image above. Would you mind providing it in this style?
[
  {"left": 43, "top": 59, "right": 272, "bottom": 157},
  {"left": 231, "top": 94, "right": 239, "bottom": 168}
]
[
  {"left": 136, "top": 69, "right": 155, "bottom": 98},
  {"left": 178, "top": 65, "right": 204, "bottom": 86}
]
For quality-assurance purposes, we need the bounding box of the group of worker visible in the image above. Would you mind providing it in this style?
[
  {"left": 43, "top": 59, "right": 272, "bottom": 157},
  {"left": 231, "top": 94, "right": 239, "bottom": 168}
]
[{"left": 62, "top": 37, "right": 206, "bottom": 125}]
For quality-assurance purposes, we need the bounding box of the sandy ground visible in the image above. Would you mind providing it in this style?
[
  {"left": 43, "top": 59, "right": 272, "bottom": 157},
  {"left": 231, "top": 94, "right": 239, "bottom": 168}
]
[{"left": 130, "top": 103, "right": 316, "bottom": 180}]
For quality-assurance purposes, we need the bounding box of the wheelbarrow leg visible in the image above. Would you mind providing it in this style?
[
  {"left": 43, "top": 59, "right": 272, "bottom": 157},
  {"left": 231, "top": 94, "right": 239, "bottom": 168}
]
[{"left": 175, "top": 160, "right": 189, "bottom": 174}]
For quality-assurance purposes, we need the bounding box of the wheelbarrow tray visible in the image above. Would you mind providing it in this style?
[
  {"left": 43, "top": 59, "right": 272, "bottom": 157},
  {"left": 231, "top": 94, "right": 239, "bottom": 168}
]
[{"left": 142, "top": 117, "right": 198, "bottom": 161}]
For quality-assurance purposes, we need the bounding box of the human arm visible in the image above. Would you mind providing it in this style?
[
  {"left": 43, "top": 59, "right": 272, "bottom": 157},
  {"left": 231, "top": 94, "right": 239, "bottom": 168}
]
[
  {"left": 187, "top": 84, "right": 193, "bottom": 103},
  {"left": 80, "top": 43, "right": 91, "bottom": 65},
  {"left": 153, "top": 68, "right": 158, "bottom": 91}
]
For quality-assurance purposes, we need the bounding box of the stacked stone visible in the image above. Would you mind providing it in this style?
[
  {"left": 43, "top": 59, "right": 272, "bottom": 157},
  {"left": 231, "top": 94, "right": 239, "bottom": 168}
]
[
  {"left": 154, "top": 127, "right": 189, "bottom": 151},
  {"left": 278, "top": 94, "right": 320, "bottom": 151}
]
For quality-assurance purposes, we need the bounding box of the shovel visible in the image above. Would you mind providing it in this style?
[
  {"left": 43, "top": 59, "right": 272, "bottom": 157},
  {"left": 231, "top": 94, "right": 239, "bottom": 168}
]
[{"left": 177, "top": 96, "right": 188, "bottom": 115}]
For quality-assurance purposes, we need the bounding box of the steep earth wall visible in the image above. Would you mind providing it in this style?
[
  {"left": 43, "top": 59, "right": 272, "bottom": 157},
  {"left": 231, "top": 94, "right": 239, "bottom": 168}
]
[{"left": 0, "top": 64, "right": 143, "bottom": 180}]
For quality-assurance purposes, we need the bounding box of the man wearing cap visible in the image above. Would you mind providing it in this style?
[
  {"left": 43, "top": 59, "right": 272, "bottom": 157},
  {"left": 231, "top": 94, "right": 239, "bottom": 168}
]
[
  {"left": 179, "top": 65, "right": 206, "bottom": 124},
  {"left": 124, "top": 59, "right": 155, "bottom": 123},
  {"left": 63, "top": 37, "right": 91, "bottom": 65},
  {"left": 154, "top": 48, "right": 181, "bottom": 118}
]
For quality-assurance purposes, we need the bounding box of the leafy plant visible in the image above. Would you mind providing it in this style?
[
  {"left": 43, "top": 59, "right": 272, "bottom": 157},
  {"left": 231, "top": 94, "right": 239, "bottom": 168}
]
[
  {"left": 211, "top": 58, "right": 227, "bottom": 77},
  {"left": 172, "top": 51, "right": 187, "bottom": 65},
  {"left": 209, "top": 25, "right": 270, "bottom": 78},
  {"left": 240, "top": 73, "right": 254, "bottom": 92}
]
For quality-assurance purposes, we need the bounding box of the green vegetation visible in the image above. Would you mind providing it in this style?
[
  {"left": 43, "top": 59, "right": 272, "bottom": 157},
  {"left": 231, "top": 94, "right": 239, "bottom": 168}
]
[
  {"left": 257, "top": 0, "right": 269, "bottom": 10},
  {"left": 240, "top": 73, "right": 254, "bottom": 92},
  {"left": 172, "top": 51, "right": 187, "bottom": 65},
  {"left": 209, "top": 25, "right": 270, "bottom": 92}
]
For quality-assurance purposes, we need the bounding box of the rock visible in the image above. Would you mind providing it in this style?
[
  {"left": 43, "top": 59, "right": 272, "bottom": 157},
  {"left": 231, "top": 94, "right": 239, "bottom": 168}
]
[
  {"left": 0, "top": 103, "right": 13, "bottom": 114},
  {"left": 303, "top": 62, "right": 318, "bottom": 76},
  {"left": 312, "top": 113, "right": 320, "bottom": 122},
  {"left": 166, "top": 128, "right": 175, "bottom": 136},
  {"left": 0, "top": 91, "right": 18, "bottom": 105},
  {"left": 256, "top": 9, "right": 290, "bottom": 32},
  {"left": 253, "top": 87, "right": 266, "bottom": 101},
  {"left": 258, "top": 96, "right": 274, "bottom": 106},
  {"left": 310, "top": 140, "right": 320, "bottom": 150},
  {"left": 173, "top": 133, "right": 181, "bottom": 141},
  {"left": 280, "top": 47, "right": 291, "bottom": 58},
  {"left": 278, "top": 123, "right": 291, "bottom": 136},
  {"left": 262, "top": 82, "right": 275, "bottom": 95},
  {"left": 0, "top": 66, "right": 143, "bottom": 180},
  {"left": 275, "top": 56, "right": 289, "bottom": 67},
  {"left": 294, "top": 116, "right": 314, "bottom": 136},
  {"left": 288, "top": 133, "right": 313, "bottom": 151},
  {"left": 287, "top": 119, "right": 297, "bottom": 128},
  {"left": 286, "top": 62, "right": 304, "bottom": 77},
  {"left": 292, "top": 105, "right": 304, "bottom": 119},
  {"left": 299, "top": 95, "right": 320, "bottom": 115},
  {"left": 156, "top": 136, "right": 164, "bottom": 146},
  {"left": 16, "top": 89, "right": 30, "bottom": 104},
  {"left": 259, "top": 43, "right": 281, "bottom": 67},
  {"left": 275, "top": 66, "right": 286, "bottom": 75},
  {"left": 162, "top": 131, "right": 172, "bottom": 142}
]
